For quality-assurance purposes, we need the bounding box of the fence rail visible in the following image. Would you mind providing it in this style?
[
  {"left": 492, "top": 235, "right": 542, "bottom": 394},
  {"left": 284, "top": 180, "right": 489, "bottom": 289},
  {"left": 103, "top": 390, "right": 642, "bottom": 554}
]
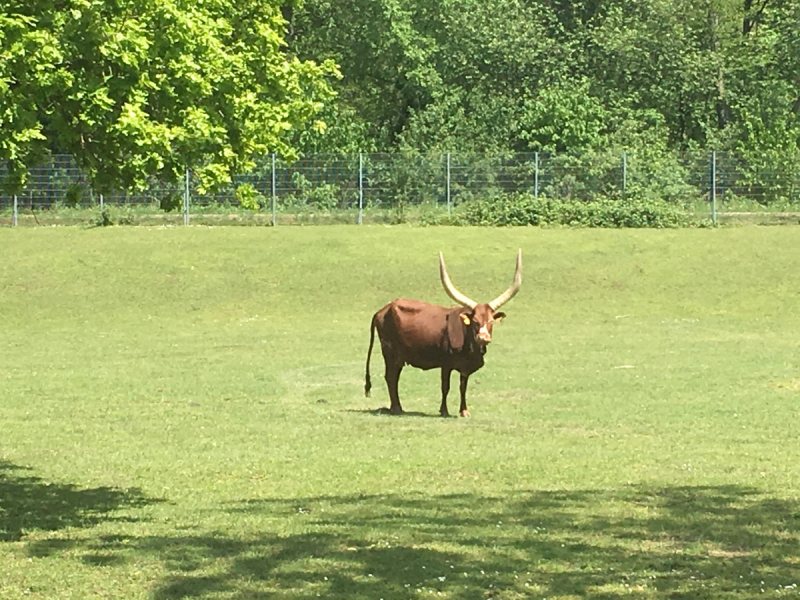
[{"left": 2, "top": 151, "right": 800, "bottom": 226}]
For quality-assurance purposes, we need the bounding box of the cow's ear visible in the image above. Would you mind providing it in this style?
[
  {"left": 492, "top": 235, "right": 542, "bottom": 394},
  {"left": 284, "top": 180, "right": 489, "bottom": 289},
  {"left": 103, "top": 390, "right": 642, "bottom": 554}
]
[
  {"left": 493, "top": 312, "right": 506, "bottom": 323},
  {"left": 447, "top": 310, "right": 466, "bottom": 352}
]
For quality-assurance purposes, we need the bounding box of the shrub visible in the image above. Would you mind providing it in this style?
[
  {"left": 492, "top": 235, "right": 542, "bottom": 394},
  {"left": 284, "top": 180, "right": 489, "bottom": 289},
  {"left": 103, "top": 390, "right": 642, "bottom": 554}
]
[
  {"left": 117, "top": 210, "right": 137, "bottom": 225},
  {"left": 160, "top": 192, "right": 183, "bottom": 212},
  {"left": 304, "top": 183, "right": 339, "bottom": 211},
  {"left": 235, "top": 183, "right": 265, "bottom": 211},
  {"left": 462, "top": 192, "right": 694, "bottom": 228},
  {"left": 88, "top": 206, "right": 136, "bottom": 227},
  {"left": 290, "top": 172, "right": 341, "bottom": 211},
  {"left": 92, "top": 207, "right": 114, "bottom": 227}
]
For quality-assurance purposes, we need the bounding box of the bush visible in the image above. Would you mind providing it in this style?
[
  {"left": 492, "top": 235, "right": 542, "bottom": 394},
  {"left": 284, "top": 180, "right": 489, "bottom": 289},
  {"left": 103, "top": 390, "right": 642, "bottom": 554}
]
[
  {"left": 462, "top": 193, "right": 694, "bottom": 228},
  {"left": 304, "top": 183, "right": 339, "bottom": 211},
  {"left": 461, "top": 194, "right": 560, "bottom": 226},
  {"left": 117, "top": 210, "right": 137, "bottom": 225},
  {"left": 89, "top": 206, "right": 136, "bottom": 227},
  {"left": 290, "top": 172, "right": 341, "bottom": 211},
  {"left": 92, "top": 207, "right": 114, "bottom": 227},
  {"left": 160, "top": 192, "right": 183, "bottom": 212},
  {"left": 235, "top": 183, "right": 265, "bottom": 211}
]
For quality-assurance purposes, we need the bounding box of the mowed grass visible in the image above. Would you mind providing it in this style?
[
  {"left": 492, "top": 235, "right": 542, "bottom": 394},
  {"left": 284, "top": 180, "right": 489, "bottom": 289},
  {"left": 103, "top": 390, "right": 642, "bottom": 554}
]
[{"left": 1, "top": 225, "right": 800, "bottom": 599}]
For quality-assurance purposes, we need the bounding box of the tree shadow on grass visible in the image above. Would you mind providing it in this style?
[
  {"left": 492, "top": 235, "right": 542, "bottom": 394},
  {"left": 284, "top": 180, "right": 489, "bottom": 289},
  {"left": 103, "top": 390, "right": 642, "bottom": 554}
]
[
  {"left": 0, "top": 460, "right": 161, "bottom": 543},
  {"left": 25, "top": 484, "right": 800, "bottom": 598}
]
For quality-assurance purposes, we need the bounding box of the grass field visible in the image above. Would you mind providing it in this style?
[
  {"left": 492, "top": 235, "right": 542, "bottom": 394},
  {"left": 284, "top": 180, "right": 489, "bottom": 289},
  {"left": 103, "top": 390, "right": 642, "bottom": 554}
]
[{"left": 2, "top": 225, "right": 800, "bottom": 599}]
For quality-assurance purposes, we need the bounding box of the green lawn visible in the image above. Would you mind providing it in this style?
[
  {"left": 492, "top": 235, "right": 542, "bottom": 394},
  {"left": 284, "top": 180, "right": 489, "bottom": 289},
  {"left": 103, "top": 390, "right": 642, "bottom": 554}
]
[{"left": 1, "top": 225, "right": 800, "bottom": 599}]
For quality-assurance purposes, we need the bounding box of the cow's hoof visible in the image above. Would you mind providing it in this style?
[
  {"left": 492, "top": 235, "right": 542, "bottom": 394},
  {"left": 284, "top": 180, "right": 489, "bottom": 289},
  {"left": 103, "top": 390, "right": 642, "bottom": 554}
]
[
  {"left": 389, "top": 406, "right": 404, "bottom": 415},
  {"left": 459, "top": 409, "right": 471, "bottom": 417},
  {"left": 440, "top": 411, "right": 450, "bottom": 418}
]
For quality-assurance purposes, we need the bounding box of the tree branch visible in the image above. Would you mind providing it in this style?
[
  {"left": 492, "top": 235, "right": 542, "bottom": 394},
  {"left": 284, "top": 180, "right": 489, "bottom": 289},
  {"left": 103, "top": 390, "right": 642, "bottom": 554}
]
[{"left": 743, "top": 0, "right": 770, "bottom": 35}]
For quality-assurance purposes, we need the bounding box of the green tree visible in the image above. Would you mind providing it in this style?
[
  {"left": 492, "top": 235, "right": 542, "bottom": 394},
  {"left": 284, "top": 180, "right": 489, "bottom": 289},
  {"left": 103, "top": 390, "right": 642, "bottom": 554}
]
[
  {"left": 0, "top": 12, "right": 60, "bottom": 190},
  {"left": 290, "top": 0, "right": 798, "bottom": 165},
  {"left": 290, "top": 0, "right": 570, "bottom": 154},
  {"left": 0, "top": 0, "right": 339, "bottom": 193}
]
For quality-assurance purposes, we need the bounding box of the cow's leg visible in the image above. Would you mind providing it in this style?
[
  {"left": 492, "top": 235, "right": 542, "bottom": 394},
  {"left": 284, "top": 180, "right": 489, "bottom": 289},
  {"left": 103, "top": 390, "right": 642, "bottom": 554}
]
[
  {"left": 459, "top": 373, "right": 471, "bottom": 417},
  {"left": 439, "top": 368, "right": 452, "bottom": 417},
  {"left": 385, "top": 361, "right": 404, "bottom": 414}
]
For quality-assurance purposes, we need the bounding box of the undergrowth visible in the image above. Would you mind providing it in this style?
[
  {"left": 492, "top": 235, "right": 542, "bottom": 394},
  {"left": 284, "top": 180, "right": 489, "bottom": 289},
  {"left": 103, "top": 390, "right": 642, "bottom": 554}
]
[{"left": 461, "top": 192, "right": 699, "bottom": 227}]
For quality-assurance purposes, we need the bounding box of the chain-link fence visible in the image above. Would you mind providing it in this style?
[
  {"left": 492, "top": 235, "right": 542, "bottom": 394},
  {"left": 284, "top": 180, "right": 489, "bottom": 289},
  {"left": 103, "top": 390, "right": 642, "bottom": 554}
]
[{"left": 2, "top": 151, "right": 800, "bottom": 226}]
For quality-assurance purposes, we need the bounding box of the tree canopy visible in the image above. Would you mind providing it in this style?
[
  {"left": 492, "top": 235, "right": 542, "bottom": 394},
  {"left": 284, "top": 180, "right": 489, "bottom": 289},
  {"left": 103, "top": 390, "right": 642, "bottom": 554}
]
[
  {"left": 2, "top": 0, "right": 799, "bottom": 193},
  {"left": 289, "top": 0, "right": 800, "bottom": 161},
  {"left": 0, "top": 0, "right": 338, "bottom": 192}
]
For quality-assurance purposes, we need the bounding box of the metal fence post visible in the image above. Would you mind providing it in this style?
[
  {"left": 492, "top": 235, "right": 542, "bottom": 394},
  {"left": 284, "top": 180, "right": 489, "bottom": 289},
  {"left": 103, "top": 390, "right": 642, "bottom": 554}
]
[
  {"left": 534, "top": 152, "right": 539, "bottom": 198},
  {"left": 184, "top": 168, "right": 190, "bottom": 226},
  {"left": 358, "top": 153, "right": 363, "bottom": 225},
  {"left": 622, "top": 151, "right": 627, "bottom": 195},
  {"left": 12, "top": 195, "right": 17, "bottom": 227},
  {"left": 711, "top": 151, "right": 717, "bottom": 225},
  {"left": 446, "top": 153, "right": 451, "bottom": 214},
  {"left": 271, "top": 153, "right": 276, "bottom": 226}
]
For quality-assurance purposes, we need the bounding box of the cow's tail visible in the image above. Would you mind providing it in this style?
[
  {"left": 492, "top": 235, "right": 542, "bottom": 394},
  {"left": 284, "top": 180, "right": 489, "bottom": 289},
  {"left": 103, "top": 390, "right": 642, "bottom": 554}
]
[{"left": 365, "top": 314, "right": 377, "bottom": 397}]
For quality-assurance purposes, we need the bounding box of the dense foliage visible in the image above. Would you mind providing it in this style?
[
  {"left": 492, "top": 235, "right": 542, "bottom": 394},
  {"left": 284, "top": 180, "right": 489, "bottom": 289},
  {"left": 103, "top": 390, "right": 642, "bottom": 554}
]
[
  {"left": 0, "top": 0, "right": 338, "bottom": 192},
  {"left": 3, "top": 0, "right": 799, "bottom": 206},
  {"left": 289, "top": 0, "right": 800, "bottom": 167}
]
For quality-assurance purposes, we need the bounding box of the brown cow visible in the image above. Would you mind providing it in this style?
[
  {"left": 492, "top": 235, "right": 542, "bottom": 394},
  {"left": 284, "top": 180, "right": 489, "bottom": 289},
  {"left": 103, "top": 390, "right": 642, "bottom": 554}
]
[{"left": 365, "top": 250, "right": 522, "bottom": 417}]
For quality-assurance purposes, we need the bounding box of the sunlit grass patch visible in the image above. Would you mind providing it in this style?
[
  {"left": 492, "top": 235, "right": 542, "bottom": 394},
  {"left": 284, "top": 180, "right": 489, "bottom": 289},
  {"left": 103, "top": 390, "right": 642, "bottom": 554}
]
[
  {"left": 2, "top": 226, "right": 800, "bottom": 598},
  {"left": 772, "top": 379, "right": 800, "bottom": 392}
]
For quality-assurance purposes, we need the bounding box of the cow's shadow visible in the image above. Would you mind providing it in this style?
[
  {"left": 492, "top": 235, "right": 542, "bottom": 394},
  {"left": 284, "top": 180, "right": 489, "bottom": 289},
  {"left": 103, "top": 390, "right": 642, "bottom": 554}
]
[{"left": 344, "top": 408, "right": 453, "bottom": 419}]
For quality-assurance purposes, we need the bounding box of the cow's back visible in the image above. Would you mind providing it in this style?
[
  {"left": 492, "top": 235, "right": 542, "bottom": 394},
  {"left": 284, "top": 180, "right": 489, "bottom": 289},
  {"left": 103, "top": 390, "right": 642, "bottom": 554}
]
[{"left": 375, "top": 299, "right": 453, "bottom": 369}]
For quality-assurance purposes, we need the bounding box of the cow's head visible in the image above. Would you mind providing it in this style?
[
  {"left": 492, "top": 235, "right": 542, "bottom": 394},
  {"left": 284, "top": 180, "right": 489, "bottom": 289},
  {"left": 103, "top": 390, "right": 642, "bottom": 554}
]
[{"left": 439, "top": 249, "right": 522, "bottom": 345}]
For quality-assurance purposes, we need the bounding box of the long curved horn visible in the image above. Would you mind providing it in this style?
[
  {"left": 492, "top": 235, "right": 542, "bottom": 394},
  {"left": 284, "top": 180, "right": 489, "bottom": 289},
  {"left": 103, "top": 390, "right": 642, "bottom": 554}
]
[
  {"left": 488, "top": 249, "right": 523, "bottom": 311},
  {"left": 439, "top": 252, "right": 477, "bottom": 309}
]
